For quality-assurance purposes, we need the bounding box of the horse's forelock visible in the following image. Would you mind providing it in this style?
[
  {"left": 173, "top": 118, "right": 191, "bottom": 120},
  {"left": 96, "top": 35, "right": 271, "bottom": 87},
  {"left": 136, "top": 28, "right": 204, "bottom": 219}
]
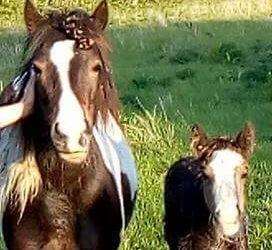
[{"left": 23, "top": 8, "right": 118, "bottom": 122}]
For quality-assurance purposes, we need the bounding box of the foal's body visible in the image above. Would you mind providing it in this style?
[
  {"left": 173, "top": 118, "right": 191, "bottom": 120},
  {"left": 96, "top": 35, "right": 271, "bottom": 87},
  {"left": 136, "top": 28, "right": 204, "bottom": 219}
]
[
  {"left": 164, "top": 124, "right": 255, "bottom": 250},
  {"left": 164, "top": 157, "right": 213, "bottom": 249}
]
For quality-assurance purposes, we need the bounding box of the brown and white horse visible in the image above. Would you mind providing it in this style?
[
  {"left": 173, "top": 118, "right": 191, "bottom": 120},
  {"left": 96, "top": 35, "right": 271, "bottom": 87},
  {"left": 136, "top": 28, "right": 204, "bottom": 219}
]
[
  {"left": 164, "top": 123, "right": 255, "bottom": 249},
  {"left": 0, "top": 1, "right": 137, "bottom": 249}
]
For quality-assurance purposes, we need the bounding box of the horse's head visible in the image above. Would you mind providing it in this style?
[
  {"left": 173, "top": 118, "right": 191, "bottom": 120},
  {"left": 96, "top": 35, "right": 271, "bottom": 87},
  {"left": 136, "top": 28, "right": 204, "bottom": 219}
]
[
  {"left": 191, "top": 123, "right": 255, "bottom": 239},
  {"left": 24, "top": 0, "right": 117, "bottom": 163}
]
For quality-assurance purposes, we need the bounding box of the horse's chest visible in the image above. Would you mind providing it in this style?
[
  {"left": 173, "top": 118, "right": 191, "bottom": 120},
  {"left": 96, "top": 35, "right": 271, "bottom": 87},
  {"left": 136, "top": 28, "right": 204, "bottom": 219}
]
[
  {"left": 42, "top": 162, "right": 108, "bottom": 212},
  {"left": 36, "top": 112, "right": 138, "bottom": 235}
]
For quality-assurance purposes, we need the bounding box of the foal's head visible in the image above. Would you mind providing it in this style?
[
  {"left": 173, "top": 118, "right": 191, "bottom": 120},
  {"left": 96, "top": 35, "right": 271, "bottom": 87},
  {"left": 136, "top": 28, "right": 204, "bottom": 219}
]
[
  {"left": 191, "top": 123, "right": 255, "bottom": 239},
  {"left": 24, "top": 0, "right": 118, "bottom": 163}
]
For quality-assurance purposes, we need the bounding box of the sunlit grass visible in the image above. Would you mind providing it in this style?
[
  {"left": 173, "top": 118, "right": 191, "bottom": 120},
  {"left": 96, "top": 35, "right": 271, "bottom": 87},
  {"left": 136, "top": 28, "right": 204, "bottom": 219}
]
[
  {"left": 120, "top": 107, "right": 187, "bottom": 249},
  {"left": 1, "top": 0, "right": 272, "bottom": 28}
]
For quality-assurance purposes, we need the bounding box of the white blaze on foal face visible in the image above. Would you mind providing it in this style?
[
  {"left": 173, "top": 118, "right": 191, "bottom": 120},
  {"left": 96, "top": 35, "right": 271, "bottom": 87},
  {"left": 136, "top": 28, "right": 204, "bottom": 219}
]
[
  {"left": 209, "top": 148, "right": 245, "bottom": 237},
  {"left": 49, "top": 40, "right": 87, "bottom": 155}
]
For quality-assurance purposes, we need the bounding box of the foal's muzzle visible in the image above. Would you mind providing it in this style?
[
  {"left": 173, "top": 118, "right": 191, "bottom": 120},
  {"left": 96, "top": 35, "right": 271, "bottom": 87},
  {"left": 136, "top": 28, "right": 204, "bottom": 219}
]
[{"left": 51, "top": 122, "right": 90, "bottom": 163}]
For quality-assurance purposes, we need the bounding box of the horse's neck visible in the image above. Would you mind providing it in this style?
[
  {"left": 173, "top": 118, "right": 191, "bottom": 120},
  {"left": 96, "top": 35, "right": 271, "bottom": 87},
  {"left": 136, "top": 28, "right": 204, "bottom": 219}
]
[{"left": 37, "top": 152, "right": 85, "bottom": 189}]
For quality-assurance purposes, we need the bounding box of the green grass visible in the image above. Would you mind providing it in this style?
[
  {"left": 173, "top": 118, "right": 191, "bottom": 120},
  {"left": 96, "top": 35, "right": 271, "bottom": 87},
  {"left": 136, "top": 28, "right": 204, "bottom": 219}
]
[
  {"left": 113, "top": 22, "right": 272, "bottom": 249},
  {"left": 1, "top": 0, "right": 272, "bottom": 27},
  {"left": 0, "top": 1, "right": 272, "bottom": 249}
]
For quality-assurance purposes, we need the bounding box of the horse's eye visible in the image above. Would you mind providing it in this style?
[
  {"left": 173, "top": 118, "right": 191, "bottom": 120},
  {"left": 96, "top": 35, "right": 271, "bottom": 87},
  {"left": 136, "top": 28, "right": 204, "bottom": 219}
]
[
  {"left": 33, "top": 65, "right": 42, "bottom": 77},
  {"left": 92, "top": 62, "right": 102, "bottom": 72}
]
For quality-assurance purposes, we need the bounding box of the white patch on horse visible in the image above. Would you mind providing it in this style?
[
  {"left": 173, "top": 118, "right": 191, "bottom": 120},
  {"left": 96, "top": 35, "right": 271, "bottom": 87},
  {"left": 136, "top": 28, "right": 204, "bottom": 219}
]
[
  {"left": 49, "top": 40, "right": 86, "bottom": 151},
  {"left": 92, "top": 113, "right": 125, "bottom": 231},
  {"left": 209, "top": 148, "right": 244, "bottom": 236},
  {"left": 105, "top": 112, "right": 138, "bottom": 200},
  {"left": 92, "top": 111, "right": 138, "bottom": 231}
]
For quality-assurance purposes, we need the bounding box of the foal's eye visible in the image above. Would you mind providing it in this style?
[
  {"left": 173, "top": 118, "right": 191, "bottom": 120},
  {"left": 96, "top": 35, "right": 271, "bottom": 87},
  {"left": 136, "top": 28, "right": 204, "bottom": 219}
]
[{"left": 241, "top": 171, "right": 248, "bottom": 179}]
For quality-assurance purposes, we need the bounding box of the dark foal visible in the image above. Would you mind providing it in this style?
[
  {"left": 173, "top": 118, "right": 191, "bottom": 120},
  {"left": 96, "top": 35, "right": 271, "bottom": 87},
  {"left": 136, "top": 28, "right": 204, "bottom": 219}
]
[
  {"left": 164, "top": 123, "right": 255, "bottom": 250},
  {"left": 0, "top": 1, "right": 137, "bottom": 249}
]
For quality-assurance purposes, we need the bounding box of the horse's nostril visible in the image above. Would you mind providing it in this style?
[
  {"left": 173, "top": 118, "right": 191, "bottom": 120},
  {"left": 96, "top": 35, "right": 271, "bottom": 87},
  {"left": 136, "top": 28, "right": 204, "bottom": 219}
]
[
  {"left": 224, "top": 232, "right": 239, "bottom": 241},
  {"left": 79, "top": 133, "right": 89, "bottom": 147},
  {"left": 54, "top": 122, "right": 66, "bottom": 139}
]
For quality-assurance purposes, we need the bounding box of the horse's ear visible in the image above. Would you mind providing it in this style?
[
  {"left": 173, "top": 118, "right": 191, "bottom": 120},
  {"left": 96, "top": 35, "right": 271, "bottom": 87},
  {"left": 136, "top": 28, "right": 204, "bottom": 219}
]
[
  {"left": 236, "top": 122, "right": 255, "bottom": 160},
  {"left": 190, "top": 124, "right": 208, "bottom": 156},
  {"left": 24, "top": 0, "right": 43, "bottom": 34},
  {"left": 90, "top": 0, "right": 108, "bottom": 32}
]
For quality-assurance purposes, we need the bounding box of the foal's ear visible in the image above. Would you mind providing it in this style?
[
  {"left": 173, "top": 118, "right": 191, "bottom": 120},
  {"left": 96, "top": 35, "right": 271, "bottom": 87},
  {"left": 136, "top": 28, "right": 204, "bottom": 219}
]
[
  {"left": 90, "top": 0, "right": 109, "bottom": 33},
  {"left": 24, "top": 0, "right": 43, "bottom": 35},
  {"left": 190, "top": 124, "right": 208, "bottom": 156},
  {"left": 236, "top": 122, "right": 255, "bottom": 160}
]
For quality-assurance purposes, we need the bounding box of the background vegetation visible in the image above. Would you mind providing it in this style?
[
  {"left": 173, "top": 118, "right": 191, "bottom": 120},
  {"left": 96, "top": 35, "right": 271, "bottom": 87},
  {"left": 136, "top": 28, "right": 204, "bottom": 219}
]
[
  {"left": 0, "top": 0, "right": 272, "bottom": 249},
  {"left": 0, "top": 0, "right": 272, "bottom": 27}
]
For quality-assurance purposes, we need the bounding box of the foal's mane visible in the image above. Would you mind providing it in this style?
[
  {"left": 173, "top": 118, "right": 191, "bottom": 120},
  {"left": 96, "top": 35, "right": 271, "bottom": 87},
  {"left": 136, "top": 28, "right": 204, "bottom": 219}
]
[
  {"left": 184, "top": 136, "right": 242, "bottom": 181},
  {"left": 23, "top": 8, "right": 120, "bottom": 122},
  {"left": 197, "top": 137, "right": 241, "bottom": 164}
]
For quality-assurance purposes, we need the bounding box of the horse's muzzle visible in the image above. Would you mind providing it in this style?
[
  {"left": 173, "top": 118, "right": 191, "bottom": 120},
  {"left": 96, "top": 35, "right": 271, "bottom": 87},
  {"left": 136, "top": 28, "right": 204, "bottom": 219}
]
[{"left": 51, "top": 122, "right": 90, "bottom": 163}]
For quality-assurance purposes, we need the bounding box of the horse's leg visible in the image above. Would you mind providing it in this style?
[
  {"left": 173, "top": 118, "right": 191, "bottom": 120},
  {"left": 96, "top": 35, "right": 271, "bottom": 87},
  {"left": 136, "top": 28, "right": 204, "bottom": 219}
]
[
  {"left": 3, "top": 204, "right": 43, "bottom": 249},
  {"left": 76, "top": 190, "right": 122, "bottom": 250},
  {"left": 76, "top": 215, "right": 120, "bottom": 250}
]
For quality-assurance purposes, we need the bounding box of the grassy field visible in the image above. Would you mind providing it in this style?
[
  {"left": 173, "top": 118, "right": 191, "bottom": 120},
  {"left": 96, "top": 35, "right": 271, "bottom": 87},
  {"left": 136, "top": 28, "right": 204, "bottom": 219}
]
[
  {"left": 1, "top": 0, "right": 272, "bottom": 27},
  {"left": 115, "top": 21, "right": 272, "bottom": 249},
  {"left": 1, "top": 1, "right": 272, "bottom": 249}
]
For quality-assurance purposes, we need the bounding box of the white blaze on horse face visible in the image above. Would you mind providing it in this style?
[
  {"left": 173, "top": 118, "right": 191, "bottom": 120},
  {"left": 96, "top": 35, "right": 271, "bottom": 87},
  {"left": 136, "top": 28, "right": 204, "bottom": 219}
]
[
  {"left": 49, "top": 40, "right": 86, "bottom": 152},
  {"left": 209, "top": 148, "right": 244, "bottom": 237}
]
